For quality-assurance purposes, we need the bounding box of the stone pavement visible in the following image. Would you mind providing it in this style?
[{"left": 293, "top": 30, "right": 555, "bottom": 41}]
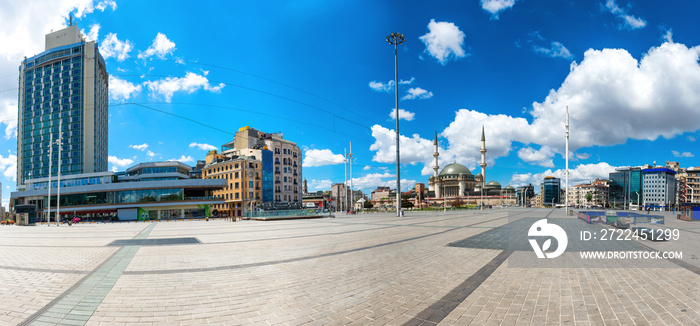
[{"left": 0, "top": 208, "right": 698, "bottom": 325}]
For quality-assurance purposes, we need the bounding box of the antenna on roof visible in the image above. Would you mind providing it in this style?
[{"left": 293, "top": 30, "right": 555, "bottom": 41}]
[{"left": 69, "top": 13, "right": 73, "bottom": 26}]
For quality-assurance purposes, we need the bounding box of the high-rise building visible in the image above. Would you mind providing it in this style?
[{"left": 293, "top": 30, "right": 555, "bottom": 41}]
[
  {"left": 541, "top": 177, "right": 561, "bottom": 207},
  {"left": 17, "top": 24, "right": 108, "bottom": 187},
  {"left": 642, "top": 168, "right": 677, "bottom": 211},
  {"left": 222, "top": 126, "right": 301, "bottom": 204}
]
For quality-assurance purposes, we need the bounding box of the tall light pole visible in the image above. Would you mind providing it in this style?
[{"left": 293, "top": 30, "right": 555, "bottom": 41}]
[
  {"left": 344, "top": 147, "right": 347, "bottom": 213},
  {"left": 565, "top": 106, "right": 569, "bottom": 216},
  {"left": 56, "top": 120, "right": 62, "bottom": 226},
  {"left": 349, "top": 142, "right": 354, "bottom": 212},
  {"left": 387, "top": 32, "right": 404, "bottom": 217},
  {"left": 47, "top": 130, "right": 53, "bottom": 226},
  {"left": 686, "top": 184, "right": 694, "bottom": 204}
]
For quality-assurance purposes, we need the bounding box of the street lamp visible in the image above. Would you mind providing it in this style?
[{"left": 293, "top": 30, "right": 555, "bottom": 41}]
[
  {"left": 634, "top": 191, "right": 640, "bottom": 210},
  {"left": 387, "top": 32, "right": 405, "bottom": 217},
  {"left": 686, "top": 184, "right": 694, "bottom": 204}
]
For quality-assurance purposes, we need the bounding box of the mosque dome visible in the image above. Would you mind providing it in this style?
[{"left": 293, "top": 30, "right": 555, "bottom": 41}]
[
  {"left": 439, "top": 163, "right": 472, "bottom": 177},
  {"left": 504, "top": 185, "right": 515, "bottom": 190},
  {"left": 485, "top": 181, "right": 501, "bottom": 188}
]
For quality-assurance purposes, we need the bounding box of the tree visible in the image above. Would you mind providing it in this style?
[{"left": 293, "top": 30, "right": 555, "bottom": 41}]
[
  {"left": 585, "top": 192, "right": 593, "bottom": 204},
  {"left": 363, "top": 200, "right": 374, "bottom": 209},
  {"left": 401, "top": 199, "right": 414, "bottom": 208}
]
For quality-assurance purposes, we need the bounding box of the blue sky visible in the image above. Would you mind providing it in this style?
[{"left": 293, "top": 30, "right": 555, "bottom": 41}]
[{"left": 2, "top": 0, "right": 700, "bottom": 207}]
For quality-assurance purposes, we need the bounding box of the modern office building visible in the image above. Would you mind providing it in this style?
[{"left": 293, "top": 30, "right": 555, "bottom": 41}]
[
  {"left": 17, "top": 24, "right": 108, "bottom": 188},
  {"left": 608, "top": 167, "right": 643, "bottom": 209},
  {"left": 541, "top": 177, "right": 561, "bottom": 207},
  {"left": 10, "top": 161, "right": 225, "bottom": 221},
  {"left": 221, "top": 126, "right": 301, "bottom": 204},
  {"left": 642, "top": 168, "right": 677, "bottom": 211},
  {"left": 203, "top": 151, "right": 263, "bottom": 218}
]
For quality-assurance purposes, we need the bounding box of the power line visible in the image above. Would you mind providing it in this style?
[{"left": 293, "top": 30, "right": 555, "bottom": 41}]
[
  {"left": 113, "top": 102, "right": 388, "bottom": 168},
  {"left": 113, "top": 74, "right": 374, "bottom": 133}
]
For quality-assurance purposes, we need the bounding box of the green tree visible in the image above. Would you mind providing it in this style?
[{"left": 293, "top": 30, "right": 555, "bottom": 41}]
[
  {"left": 363, "top": 200, "right": 374, "bottom": 209},
  {"left": 585, "top": 193, "right": 593, "bottom": 204}
]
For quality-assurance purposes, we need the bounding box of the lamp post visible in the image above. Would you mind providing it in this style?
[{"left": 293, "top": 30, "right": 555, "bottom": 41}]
[
  {"left": 686, "top": 184, "right": 694, "bottom": 204},
  {"left": 634, "top": 191, "right": 640, "bottom": 210},
  {"left": 47, "top": 130, "right": 53, "bottom": 226},
  {"left": 56, "top": 120, "right": 62, "bottom": 226},
  {"left": 387, "top": 32, "right": 405, "bottom": 217}
]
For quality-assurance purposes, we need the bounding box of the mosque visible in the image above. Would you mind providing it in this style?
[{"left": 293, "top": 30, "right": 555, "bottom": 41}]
[{"left": 425, "top": 126, "right": 516, "bottom": 207}]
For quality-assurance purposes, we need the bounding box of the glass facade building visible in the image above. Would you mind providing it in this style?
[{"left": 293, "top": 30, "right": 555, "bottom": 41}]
[
  {"left": 608, "top": 167, "right": 643, "bottom": 209},
  {"left": 262, "top": 149, "right": 273, "bottom": 203},
  {"left": 542, "top": 177, "right": 560, "bottom": 207},
  {"left": 17, "top": 25, "right": 108, "bottom": 187}
]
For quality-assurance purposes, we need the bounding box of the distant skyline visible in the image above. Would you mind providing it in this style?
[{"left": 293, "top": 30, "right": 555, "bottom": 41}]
[{"left": 2, "top": 0, "right": 700, "bottom": 208}]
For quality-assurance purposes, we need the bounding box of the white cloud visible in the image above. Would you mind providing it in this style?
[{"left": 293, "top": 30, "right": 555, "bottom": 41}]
[
  {"left": 94, "top": 0, "right": 116, "bottom": 11},
  {"left": 308, "top": 179, "right": 332, "bottom": 191},
  {"left": 129, "top": 143, "right": 148, "bottom": 151},
  {"left": 389, "top": 108, "right": 415, "bottom": 121},
  {"left": 369, "top": 125, "right": 435, "bottom": 167},
  {"left": 529, "top": 41, "right": 700, "bottom": 149},
  {"left": 81, "top": 23, "right": 100, "bottom": 42},
  {"left": 189, "top": 142, "right": 217, "bottom": 151},
  {"left": 672, "top": 151, "right": 694, "bottom": 158},
  {"left": 419, "top": 19, "right": 467, "bottom": 65},
  {"left": 73, "top": 0, "right": 117, "bottom": 17},
  {"left": 143, "top": 72, "right": 225, "bottom": 102},
  {"left": 510, "top": 162, "right": 620, "bottom": 188},
  {"left": 108, "top": 156, "right": 133, "bottom": 169},
  {"left": 604, "top": 0, "right": 646, "bottom": 30},
  {"left": 688, "top": 136, "right": 696, "bottom": 142},
  {"left": 480, "top": 0, "right": 516, "bottom": 19},
  {"left": 518, "top": 146, "right": 555, "bottom": 168},
  {"left": 147, "top": 151, "right": 158, "bottom": 157},
  {"left": 369, "top": 80, "right": 394, "bottom": 92},
  {"left": 109, "top": 76, "right": 141, "bottom": 102},
  {"left": 0, "top": 151, "right": 18, "bottom": 181},
  {"left": 402, "top": 87, "right": 434, "bottom": 100},
  {"left": 572, "top": 152, "right": 590, "bottom": 161},
  {"left": 168, "top": 155, "right": 195, "bottom": 164},
  {"left": 370, "top": 78, "right": 417, "bottom": 92},
  {"left": 533, "top": 41, "right": 573, "bottom": 60},
  {"left": 100, "top": 33, "right": 133, "bottom": 61},
  {"left": 363, "top": 165, "right": 371, "bottom": 171},
  {"left": 138, "top": 33, "right": 176, "bottom": 59},
  {"left": 0, "top": 100, "right": 17, "bottom": 139},
  {"left": 350, "top": 172, "right": 416, "bottom": 192},
  {"left": 303, "top": 149, "right": 346, "bottom": 167}
]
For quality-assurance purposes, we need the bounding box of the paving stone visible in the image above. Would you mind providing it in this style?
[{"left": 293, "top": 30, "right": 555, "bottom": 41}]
[{"left": 0, "top": 209, "right": 696, "bottom": 326}]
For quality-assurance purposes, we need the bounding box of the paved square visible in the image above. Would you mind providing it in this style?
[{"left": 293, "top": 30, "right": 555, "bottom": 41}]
[{"left": 1, "top": 208, "right": 698, "bottom": 325}]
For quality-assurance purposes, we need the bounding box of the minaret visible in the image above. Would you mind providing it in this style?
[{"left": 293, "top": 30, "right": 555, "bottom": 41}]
[
  {"left": 480, "top": 125, "right": 487, "bottom": 181},
  {"left": 480, "top": 126, "right": 487, "bottom": 209},
  {"left": 433, "top": 130, "right": 440, "bottom": 177},
  {"left": 433, "top": 130, "right": 441, "bottom": 198}
]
